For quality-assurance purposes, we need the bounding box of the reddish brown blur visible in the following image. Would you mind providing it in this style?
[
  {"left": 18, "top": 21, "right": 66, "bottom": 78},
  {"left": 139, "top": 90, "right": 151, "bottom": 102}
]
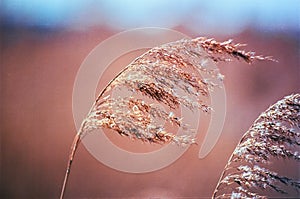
[{"left": 1, "top": 26, "right": 299, "bottom": 198}]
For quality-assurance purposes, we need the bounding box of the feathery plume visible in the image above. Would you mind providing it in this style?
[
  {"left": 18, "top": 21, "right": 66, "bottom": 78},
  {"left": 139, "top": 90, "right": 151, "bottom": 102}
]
[
  {"left": 60, "top": 37, "right": 272, "bottom": 199},
  {"left": 213, "top": 94, "right": 300, "bottom": 199}
]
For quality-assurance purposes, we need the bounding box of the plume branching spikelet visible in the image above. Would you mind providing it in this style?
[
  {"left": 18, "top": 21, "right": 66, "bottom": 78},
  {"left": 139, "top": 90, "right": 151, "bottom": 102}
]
[
  {"left": 213, "top": 94, "right": 300, "bottom": 199},
  {"left": 196, "top": 37, "right": 275, "bottom": 63},
  {"left": 60, "top": 37, "right": 272, "bottom": 199}
]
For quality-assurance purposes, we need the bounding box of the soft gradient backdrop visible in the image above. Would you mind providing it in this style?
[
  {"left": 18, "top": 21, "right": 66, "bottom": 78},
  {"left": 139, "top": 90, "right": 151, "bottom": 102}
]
[{"left": 1, "top": 0, "right": 299, "bottom": 198}]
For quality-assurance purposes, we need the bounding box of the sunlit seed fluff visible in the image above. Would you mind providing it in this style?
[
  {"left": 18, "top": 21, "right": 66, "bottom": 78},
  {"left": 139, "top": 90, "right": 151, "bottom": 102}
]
[
  {"left": 60, "top": 37, "right": 276, "bottom": 199},
  {"left": 213, "top": 94, "right": 300, "bottom": 198},
  {"left": 82, "top": 37, "right": 274, "bottom": 146}
]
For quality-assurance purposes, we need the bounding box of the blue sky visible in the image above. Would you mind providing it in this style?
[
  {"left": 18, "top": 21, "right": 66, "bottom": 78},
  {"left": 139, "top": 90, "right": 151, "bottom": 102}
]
[{"left": 1, "top": 0, "right": 300, "bottom": 34}]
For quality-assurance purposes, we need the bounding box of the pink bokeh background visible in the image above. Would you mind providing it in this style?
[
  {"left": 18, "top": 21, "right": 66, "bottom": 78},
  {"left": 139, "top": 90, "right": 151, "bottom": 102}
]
[
  {"left": 1, "top": 1, "right": 299, "bottom": 198},
  {"left": 1, "top": 26, "right": 299, "bottom": 198}
]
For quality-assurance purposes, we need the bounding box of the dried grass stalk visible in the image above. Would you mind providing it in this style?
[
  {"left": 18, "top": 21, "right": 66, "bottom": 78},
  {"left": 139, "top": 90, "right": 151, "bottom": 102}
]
[
  {"left": 213, "top": 94, "right": 300, "bottom": 199},
  {"left": 60, "top": 37, "right": 272, "bottom": 199}
]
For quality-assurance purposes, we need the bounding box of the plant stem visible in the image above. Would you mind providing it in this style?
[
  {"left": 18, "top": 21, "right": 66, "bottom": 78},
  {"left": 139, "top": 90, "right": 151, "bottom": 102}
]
[
  {"left": 60, "top": 132, "right": 81, "bottom": 199},
  {"left": 59, "top": 56, "right": 131, "bottom": 199}
]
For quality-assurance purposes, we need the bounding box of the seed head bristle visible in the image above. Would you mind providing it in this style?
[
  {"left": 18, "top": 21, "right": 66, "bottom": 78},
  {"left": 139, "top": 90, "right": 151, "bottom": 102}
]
[
  {"left": 213, "top": 94, "right": 300, "bottom": 198},
  {"left": 81, "top": 37, "right": 232, "bottom": 145},
  {"left": 195, "top": 37, "right": 276, "bottom": 63}
]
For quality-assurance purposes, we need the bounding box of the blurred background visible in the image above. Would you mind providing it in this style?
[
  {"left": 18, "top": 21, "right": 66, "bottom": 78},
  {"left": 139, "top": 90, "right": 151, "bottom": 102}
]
[{"left": 1, "top": 0, "right": 299, "bottom": 198}]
